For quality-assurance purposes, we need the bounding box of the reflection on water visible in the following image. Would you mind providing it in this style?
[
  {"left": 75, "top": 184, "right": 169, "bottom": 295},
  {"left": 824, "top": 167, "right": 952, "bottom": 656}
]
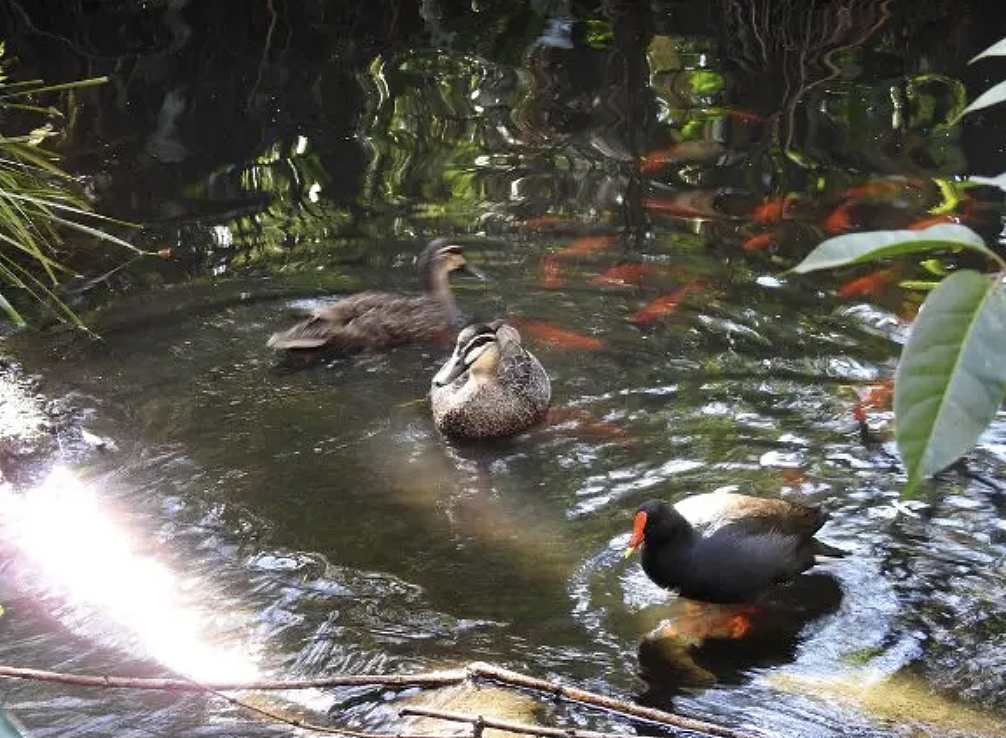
[
  {"left": 3, "top": 1, "right": 1006, "bottom": 737},
  {"left": 1, "top": 467, "right": 258, "bottom": 684}
]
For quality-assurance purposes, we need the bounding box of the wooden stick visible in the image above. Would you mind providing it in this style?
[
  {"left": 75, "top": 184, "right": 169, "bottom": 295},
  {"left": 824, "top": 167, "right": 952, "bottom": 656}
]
[
  {"left": 0, "top": 664, "right": 467, "bottom": 691},
  {"left": 466, "top": 663, "right": 754, "bottom": 738},
  {"left": 401, "top": 705, "right": 646, "bottom": 738},
  {"left": 0, "top": 662, "right": 755, "bottom": 738}
]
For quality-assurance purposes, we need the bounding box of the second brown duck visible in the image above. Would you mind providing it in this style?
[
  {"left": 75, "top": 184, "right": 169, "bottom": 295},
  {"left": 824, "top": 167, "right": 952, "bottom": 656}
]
[
  {"left": 625, "top": 492, "right": 846, "bottom": 604},
  {"left": 267, "top": 238, "right": 481, "bottom": 351}
]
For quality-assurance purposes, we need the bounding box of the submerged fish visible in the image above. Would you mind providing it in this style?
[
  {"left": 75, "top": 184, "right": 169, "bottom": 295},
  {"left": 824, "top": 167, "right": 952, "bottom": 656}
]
[
  {"left": 752, "top": 198, "right": 791, "bottom": 224},
  {"left": 906, "top": 214, "right": 962, "bottom": 230},
  {"left": 521, "top": 215, "right": 568, "bottom": 228},
  {"left": 824, "top": 202, "right": 857, "bottom": 234},
  {"left": 640, "top": 140, "right": 726, "bottom": 173},
  {"left": 590, "top": 263, "right": 662, "bottom": 286},
  {"left": 742, "top": 232, "right": 777, "bottom": 252},
  {"left": 553, "top": 235, "right": 616, "bottom": 258},
  {"left": 836, "top": 269, "right": 896, "bottom": 298},
  {"left": 539, "top": 256, "right": 564, "bottom": 288},
  {"left": 852, "top": 380, "right": 894, "bottom": 423},
  {"left": 507, "top": 318, "right": 604, "bottom": 350},
  {"left": 631, "top": 279, "right": 707, "bottom": 323}
]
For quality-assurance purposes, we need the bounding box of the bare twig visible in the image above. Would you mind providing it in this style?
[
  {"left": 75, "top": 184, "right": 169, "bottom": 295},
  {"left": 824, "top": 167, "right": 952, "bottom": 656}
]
[
  {"left": 0, "top": 661, "right": 755, "bottom": 738},
  {"left": 401, "top": 706, "right": 651, "bottom": 738}
]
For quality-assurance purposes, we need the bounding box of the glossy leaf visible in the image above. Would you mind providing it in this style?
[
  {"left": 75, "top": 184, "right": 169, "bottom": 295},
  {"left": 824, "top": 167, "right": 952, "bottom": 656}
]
[
  {"left": 961, "top": 79, "right": 1006, "bottom": 116},
  {"left": 970, "top": 36, "right": 1006, "bottom": 63},
  {"left": 790, "top": 225, "right": 997, "bottom": 274},
  {"left": 895, "top": 270, "right": 1006, "bottom": 494}
]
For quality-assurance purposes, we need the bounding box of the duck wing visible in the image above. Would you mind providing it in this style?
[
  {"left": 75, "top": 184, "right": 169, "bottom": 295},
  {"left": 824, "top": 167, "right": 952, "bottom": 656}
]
[{"left": 675, "top": 492, "right": 828, "bottom": 539}]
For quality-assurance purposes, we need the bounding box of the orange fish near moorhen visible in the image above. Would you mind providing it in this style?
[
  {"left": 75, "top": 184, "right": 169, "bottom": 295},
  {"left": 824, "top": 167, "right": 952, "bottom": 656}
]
[{"left": 625, "top": 493, "right": 846, "bottom": 604}]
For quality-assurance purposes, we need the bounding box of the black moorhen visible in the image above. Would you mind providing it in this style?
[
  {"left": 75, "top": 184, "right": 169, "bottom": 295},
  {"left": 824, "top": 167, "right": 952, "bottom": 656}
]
[{"left": 625, "top": 493, "right": 846, "bottom": 604}]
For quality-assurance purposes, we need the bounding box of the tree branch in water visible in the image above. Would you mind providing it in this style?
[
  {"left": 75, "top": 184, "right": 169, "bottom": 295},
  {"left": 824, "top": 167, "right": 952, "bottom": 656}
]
[{"left": 0, "top": 661, "right": 756, "bottom": 738}]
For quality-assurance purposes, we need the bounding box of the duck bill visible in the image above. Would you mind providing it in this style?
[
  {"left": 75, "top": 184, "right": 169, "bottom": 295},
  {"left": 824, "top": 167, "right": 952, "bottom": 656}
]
[
  {"left": 433, "top": 350, "right": 469, "bottom": 387},
  {"left": 624, "top": 510, "right": 647, "bottom": 558},
  {"left": 459, "top": 263, "right": 486, "bottom": 281}
]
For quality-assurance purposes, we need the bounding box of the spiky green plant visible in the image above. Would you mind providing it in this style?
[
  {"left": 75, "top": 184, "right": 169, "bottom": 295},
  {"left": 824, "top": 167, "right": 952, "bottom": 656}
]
[{"left": 0, "top": 42, "right": 139, "bottom": 327}]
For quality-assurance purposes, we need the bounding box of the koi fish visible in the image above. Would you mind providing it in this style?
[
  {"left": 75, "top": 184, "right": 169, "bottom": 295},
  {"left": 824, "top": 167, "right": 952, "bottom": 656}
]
[
  {"left": 507, "top": 318, "right": 604, "bottom": 350},
  {"left": 824, "top": 202, "right": 857, "bottom": 234},
  {"left": 547, "top": 407, "right": 632, "bottom": 441},
  {"left": 156, "top": 248, "right": 173, "bottom": 259},
  {"left": 643, "top": 199, "right": 705, "bottom": 218},
  {"left": 553, "top": 235, "right": 616, "bottom": 258},
  {"left": 752, "top": 198, "right": 790, "bottom": 224},
  {"left": 907, "top": 214, "right": 962, "bottom": 230},
  {"left": 539, "top": 256, "right": 564, "bottom": 288},
  {"left": 742, "top": 232, "right": 776, "bottom": 252},
  {"left": 836, "top": 269, "right": 896, "bottom": 298},
  {"left": 589, "top": 263, "right": 661, "bottom": 286},
  {"left": 631, "top": 279, "right": 708, "bottom": 323},
  {"left": 713, "top": 108, "right": 768, "bottom": 125},
  {"left": 521, "top": 215, "right": 567, "bottom": 229},
  {"left": 836, "top": 181, "right": 914, "bottom": 201},
  {"left": 640, "top": 141, "right": 726, "bottom": 173},
  {"left": 853, "top": 380, "right": 894, "bottom": 422}
]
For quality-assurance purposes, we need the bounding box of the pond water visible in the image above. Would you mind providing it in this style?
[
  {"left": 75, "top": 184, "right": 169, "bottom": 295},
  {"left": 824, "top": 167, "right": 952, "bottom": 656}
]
[{"left": 2, "top": 1, "right": 1006, "bottom": 737}]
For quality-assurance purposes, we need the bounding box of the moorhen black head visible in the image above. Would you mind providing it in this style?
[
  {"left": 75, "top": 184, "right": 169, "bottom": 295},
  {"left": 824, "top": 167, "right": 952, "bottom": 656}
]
[{"left": 625, "top": 493, "right": 845, "bottom": 604}]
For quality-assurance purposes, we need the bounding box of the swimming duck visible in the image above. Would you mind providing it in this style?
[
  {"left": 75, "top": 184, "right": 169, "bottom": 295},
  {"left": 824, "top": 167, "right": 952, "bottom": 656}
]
[
  {"left": 430, "top": 321, "right": 551, "bottom": 439},
  {"left": 625, "top": 493, "right": 845, "bottom": 604},
  {"left": 267, "top": 238, "right": 482, "bottom": 350}
]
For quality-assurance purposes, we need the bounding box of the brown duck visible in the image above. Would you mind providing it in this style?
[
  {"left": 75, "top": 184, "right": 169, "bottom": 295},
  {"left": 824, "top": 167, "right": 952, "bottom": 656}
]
[
  {"left": 625, "top": 493, "right": 845, "bottom": 604},
  {"left": 267, "top": 238, "right": 482, "bottom": 350},
  {"left": 430, "top": 321, "right": 551, "bottom": 439}
]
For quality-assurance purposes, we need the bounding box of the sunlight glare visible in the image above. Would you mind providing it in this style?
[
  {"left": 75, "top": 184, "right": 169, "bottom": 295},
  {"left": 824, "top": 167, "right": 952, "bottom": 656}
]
[{"left": 1, "top": 467, "right": 259, "bottom": 683}]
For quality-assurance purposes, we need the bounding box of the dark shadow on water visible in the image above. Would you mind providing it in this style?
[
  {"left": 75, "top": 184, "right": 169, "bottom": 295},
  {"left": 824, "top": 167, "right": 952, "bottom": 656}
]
[{"left": 636, "top": 573, "right": 844, "bottom": 701}]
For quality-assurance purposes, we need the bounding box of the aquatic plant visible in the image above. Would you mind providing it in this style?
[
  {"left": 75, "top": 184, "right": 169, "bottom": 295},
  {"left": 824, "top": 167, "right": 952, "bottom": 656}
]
[{"left": 0, "top": 43, "right": 137, "bottom": 327}]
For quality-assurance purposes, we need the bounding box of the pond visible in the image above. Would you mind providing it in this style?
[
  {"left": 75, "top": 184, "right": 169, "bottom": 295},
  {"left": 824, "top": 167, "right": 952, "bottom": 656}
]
[{"left": 2, "top": 1, "right": 1006, "bottom": 737}]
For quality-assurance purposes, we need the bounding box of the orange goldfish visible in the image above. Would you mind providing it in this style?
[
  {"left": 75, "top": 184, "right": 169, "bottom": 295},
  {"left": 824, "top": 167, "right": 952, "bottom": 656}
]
[
  {"left": 752, "top": 198, "right": 790, "bottom": 223},
  {"left": 716, "top": 108, "right": 768, "bottom": 124},
  {"left": 547, "top": 407, "right": 632, "bottom": 441},
  {"left": 644, "top": 198, "right": 706, "bottom": 218},
  {"left": 824, "top": 202, "right": 857, "bottom": 234},
  {"left": 521, "top": 215, "right": 568, "bottom": 229},
  {"left": 907, "top": 214, "right": 962, "bottom": 230},
  {"left": 853, "top": 379, "right": 894, "bottom": 422},
  {"left": 590, "top": 263, "right": 661, "bottom": 286},
  {"left": 742, "top": 232, "right": 777, "bottom": 252},
  {"left": 640, "top": 140, "right": 726, "bottom": 173},
  {"left": 553, "top": 235, "right": 615, "bottom": 258},
  {"left": 836, "top": 269, "right": 896, "bottom": 298},
  {"left": 836, "top": 181, "right": 913, "bottom": 201},
  {"left": 539, "top": 256, "right": 564, "bottom": 288},
  {"left": 507, "top": 318, "right": 604, "bottom": 350},
  {"left": 631, "top": 279, "right": 708, "bottom": 323}
]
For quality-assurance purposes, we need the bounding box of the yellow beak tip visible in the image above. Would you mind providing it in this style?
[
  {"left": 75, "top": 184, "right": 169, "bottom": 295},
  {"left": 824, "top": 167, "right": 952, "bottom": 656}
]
[{"left": 623, "top": 546, "right": 638, "bottom": 560}]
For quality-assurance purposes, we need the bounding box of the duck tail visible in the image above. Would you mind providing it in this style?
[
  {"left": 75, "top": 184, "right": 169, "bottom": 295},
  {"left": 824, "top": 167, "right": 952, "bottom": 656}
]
[
  {"left": 267, "top": 318, "right": 332, "bottom": 350},
  {"left": 813, "top": 539, "right": 847, "bottom": 558}
]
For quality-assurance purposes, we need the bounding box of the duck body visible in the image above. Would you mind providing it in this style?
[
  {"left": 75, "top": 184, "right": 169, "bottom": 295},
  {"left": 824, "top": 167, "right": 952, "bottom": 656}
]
[
  {"left": 268, "top": 238, "right": 480, "bottom": 351},
  {"left": 431, "top": 322, "right": 551, "bottom": 439},
  {"left": 628, "top": 493, "right": 845, "bottom": 604}
]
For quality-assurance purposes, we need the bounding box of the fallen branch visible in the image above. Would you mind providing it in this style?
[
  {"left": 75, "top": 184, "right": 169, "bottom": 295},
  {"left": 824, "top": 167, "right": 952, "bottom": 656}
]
[
  {"left": 0, "top": 661, "right": 755, "bottom": 738},
  {"left": 401, "top": 705, "right": 659, "bottom": 738}
]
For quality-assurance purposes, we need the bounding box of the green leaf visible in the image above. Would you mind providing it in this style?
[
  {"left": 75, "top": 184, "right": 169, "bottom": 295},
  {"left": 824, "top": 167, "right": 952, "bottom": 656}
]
[
  {"left": 961, "top": 79, "right": 1006, "bottom": 116},
  {"left": 790, "top": 225, "right": 1001, "bottom": 274},
  {"left": 895, "top": 270, "right": 1006, "bottom": 494},
  {"left": 970, "top": 36, "right": 1006, "bottom": 63}
]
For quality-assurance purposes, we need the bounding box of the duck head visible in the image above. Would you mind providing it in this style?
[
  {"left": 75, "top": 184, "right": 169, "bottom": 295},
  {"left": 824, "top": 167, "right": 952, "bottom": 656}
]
[
  {"left": 625, "top": 500, "right": 690, "bottom": 558},
  {"left": 433, "top": 322, "right": 506, "bottom": 387},
  {"left": 418, "top": 238, "right": 484, "bottom": 290}
]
